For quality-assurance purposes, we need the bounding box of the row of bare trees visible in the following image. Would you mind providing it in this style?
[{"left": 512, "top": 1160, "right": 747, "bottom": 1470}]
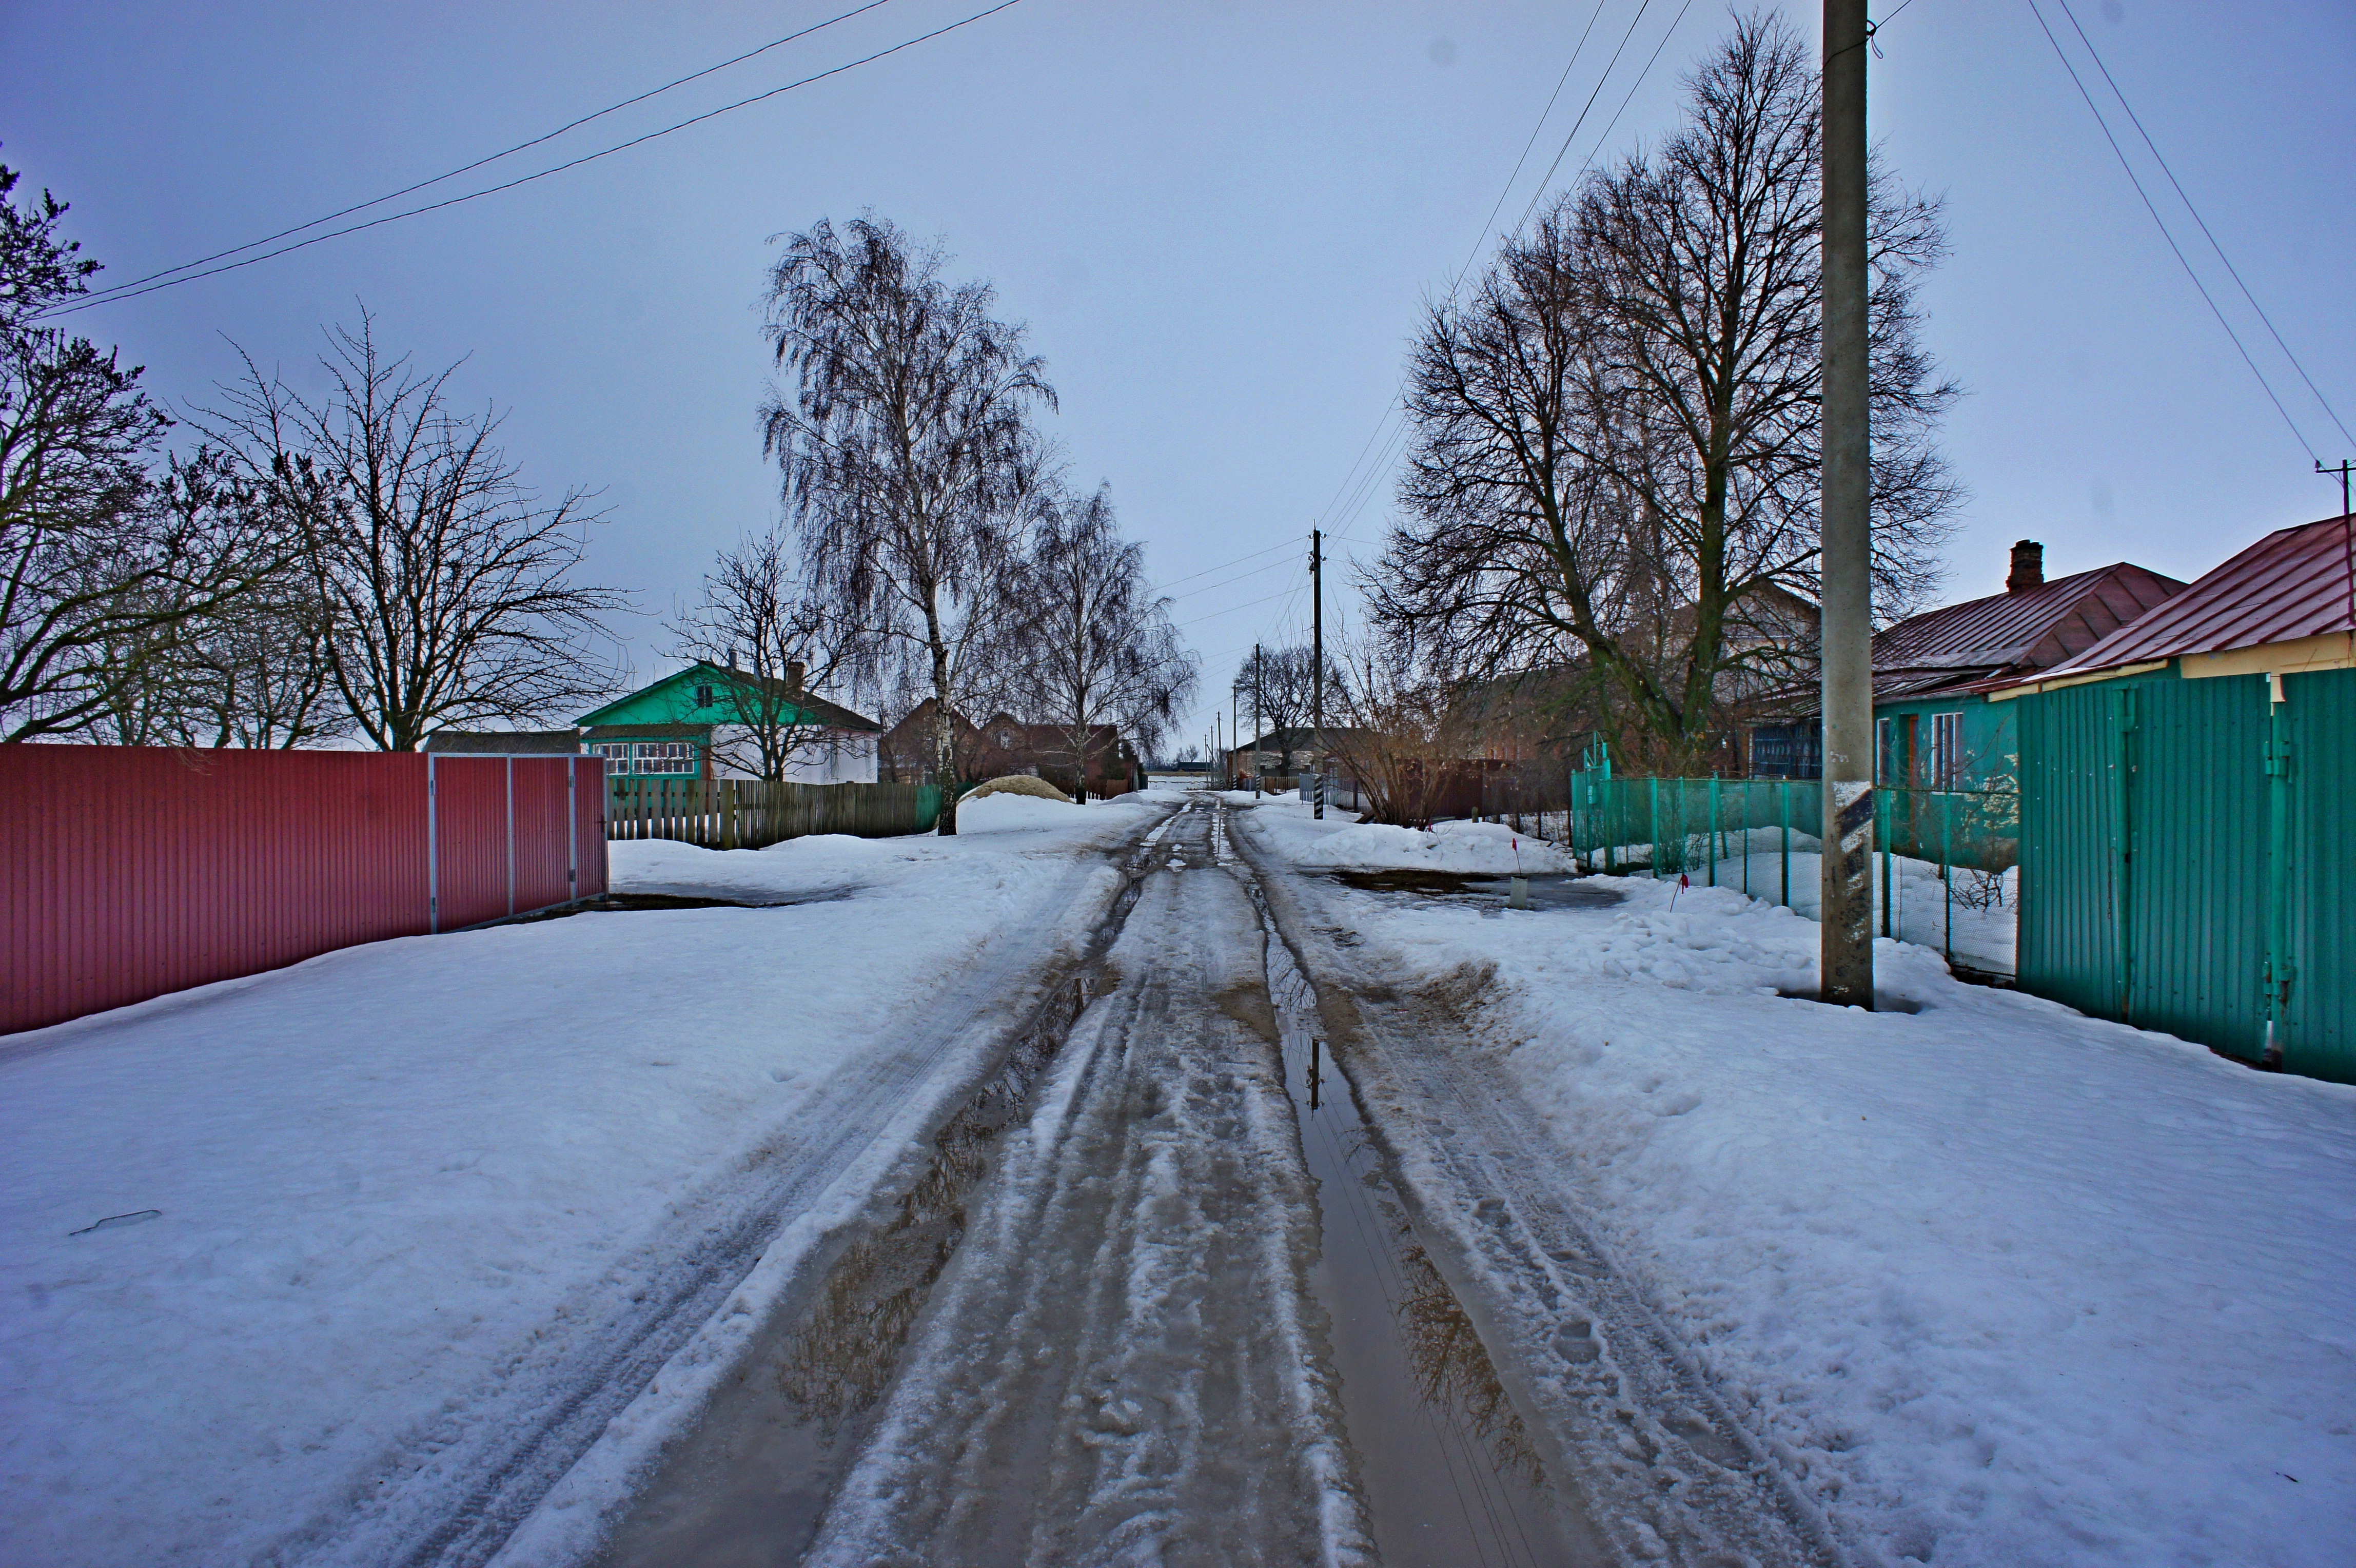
[
  {"left": 706, "top": 214, "right": 1195, "bottom": 827},
  {"left": 1365, "top": 16, "right": 1960, "bottom": 778},
  {"left": 2, "top": 165, "right": 623, "bottom": 749}
]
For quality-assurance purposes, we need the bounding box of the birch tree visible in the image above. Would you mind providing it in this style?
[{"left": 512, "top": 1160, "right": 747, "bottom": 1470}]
[
  {"left": 761, "top": 215, "right": 1052, "bottom": 833},
  {"left": 1015, "top": 484, "right": 1194, "bottom": 800}
]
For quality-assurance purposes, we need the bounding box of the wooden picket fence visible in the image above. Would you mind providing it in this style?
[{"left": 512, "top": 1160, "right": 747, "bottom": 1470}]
[{"left": 607, "top": 777, "right": 942, "bottom": 849}]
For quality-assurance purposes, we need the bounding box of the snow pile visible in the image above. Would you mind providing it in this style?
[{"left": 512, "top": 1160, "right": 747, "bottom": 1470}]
[
  {"left": 963, "top": 773, "right": 1073, "bottom": 804},
  {"left": 1259, "top": 855, "right": 2356, "bottom": 1567},
  {"left": 0, "top": 797, "right": 1165, "bottom": 1566},
  {"left": 1293, "top": 817, "right": 1575, "bottom": 875}
]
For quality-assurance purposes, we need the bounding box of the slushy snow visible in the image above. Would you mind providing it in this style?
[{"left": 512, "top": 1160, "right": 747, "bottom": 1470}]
[{"left": 1242, "top": 791, "right": 2356, "bottom": 1567}]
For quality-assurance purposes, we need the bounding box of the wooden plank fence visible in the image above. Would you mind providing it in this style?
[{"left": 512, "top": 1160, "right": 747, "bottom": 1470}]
[{"left": 606, "top": 777, "right": 942, "bottom": 849}]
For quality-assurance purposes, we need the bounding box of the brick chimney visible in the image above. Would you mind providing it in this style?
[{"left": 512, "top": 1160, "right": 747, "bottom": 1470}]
[
  {"left": 786, "top": 660, "right": 806, "bottom": 693},
  {"left": 2007, "top": 539, "right": 2045, "bottom": 594}
]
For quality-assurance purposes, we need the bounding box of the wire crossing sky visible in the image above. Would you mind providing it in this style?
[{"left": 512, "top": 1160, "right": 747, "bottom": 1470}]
[{"left": 5, "top": 0, "right": 2349, "bottom": 743}]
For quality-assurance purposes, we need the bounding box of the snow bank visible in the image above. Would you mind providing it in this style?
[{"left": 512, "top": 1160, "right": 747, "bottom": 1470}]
[
  {"left": 1242, "top": 793, "right": 1573, "bottom": 874},
  {"left": 1264, "top": 860, "right": 2356, "bottom": 1566},
  {"left": 0, "top": 799, "right": 1164, "bottom": 1566}
]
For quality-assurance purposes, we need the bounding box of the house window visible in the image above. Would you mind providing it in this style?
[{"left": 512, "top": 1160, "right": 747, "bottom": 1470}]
[
  {"left": 1875, "top": 717, "right": 1892, "bottom": 785},
  {"left": 586, "top": 741, "right": 632, "bottom": 773},
  {"left": 695, "top": 684, "right": 715, "bottom": 710},
  {"left": 636, "top": 741, "right": 696, "bottom": 775},
  {"left": 1931, "top": 711, "right": 1965, "bottom": 790}
]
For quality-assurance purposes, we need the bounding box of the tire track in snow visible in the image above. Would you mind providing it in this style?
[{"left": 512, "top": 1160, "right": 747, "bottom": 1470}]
[
  {"left": 1230, "top": 806, "right": 1851, "bottom": 1568},
  {"left": 292, "top": 809, "right": 1179, "bottom": 1568}
]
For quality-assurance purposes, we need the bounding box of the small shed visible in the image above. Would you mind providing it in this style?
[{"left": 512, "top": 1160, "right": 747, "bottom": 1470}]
[{"left": 1994, "top": 514, "right": 2355, "bottom": 1081}]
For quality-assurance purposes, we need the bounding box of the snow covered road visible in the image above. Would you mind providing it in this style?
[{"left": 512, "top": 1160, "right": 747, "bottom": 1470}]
[{"left": 0, "top": 794, "right": 1169, "bottom": 1568}]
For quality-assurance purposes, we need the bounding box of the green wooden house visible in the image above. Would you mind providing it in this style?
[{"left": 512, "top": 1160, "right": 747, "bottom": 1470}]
[
  {"left": 1997, "top": 514, "right": 2356, "bottom": 1082},
  {"left": 575, "top": 661, "right": 881, "bottom": 782}
]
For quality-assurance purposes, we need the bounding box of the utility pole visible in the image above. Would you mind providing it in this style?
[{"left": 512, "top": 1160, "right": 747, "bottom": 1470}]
[
  {"left": 1819, "top": 0, "right": 1875, "bottom": 1008},
  {"left": 1310, "top": 528, "right": 1325, "bottom": 820},
  {"left": 1252, "top": 643, "right": 1264, "bottom": 798},
  {"left": 2322, "top": 459, "right": 2354, "bottom": 636}
]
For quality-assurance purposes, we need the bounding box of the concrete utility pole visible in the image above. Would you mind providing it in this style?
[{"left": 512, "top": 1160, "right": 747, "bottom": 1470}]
[
  {"left": 1252, "top": 643, "right": 1264, "bottom": 798},
  {"left": 1310, "top": 529, "right": 1326, "bottom": 820},
  {"left": 1819, "top": 0, "right": 1875, "bottom": 1008}
]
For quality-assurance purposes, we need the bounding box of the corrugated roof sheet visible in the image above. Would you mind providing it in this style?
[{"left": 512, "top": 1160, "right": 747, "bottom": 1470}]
[
  {"left": 2038, "top": 515, "right": 2356, "bottom": 677},
  {"left": 1873, "top": 562, "right": 2184, "bottom": 673}
]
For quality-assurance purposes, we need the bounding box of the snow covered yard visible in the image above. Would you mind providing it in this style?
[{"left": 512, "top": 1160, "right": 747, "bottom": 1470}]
[
  {"left": 0, "top": 793, "right": 1162, "bottom": 1568},
  {"left": 1242, "top": 793, "right": 2356, "bottom": 1567}
]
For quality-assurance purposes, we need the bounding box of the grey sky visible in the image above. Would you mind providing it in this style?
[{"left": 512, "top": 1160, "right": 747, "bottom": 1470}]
[{"left": 6, "top": 0, "right": 2350, "bottom": 748}]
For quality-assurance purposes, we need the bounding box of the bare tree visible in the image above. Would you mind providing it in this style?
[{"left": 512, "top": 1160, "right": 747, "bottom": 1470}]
[
  {"left": 1373, "top": 15, "right": 1958, "bottom": 773},
  {"left": 200, "top": 314, "right": 625, "bottom": 751},
  {"left": 90, "top": 447, "right": 338, "bottom": 748},
  {"left": 1321, "top": 631, "right": 1480, "bottom": 829},
  {"left": 669, "top": 524, "right": 867, "bottom": 781},
  {"left": 762, "top": 215, "right": 1053, "bottom": 833},
  {"left": 1231, "top": 643, "right": 1339, "bottom": 774},
  {"left": 1014, "top": 484, "right": 1195, "bottom": 801},
  {"left": 1, "top": 167, "right": 273, "bottom": 740}
]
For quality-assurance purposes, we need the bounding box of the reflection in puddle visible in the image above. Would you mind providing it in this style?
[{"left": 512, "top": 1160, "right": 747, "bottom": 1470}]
[
  {"left": 772, "top": 1009, "right": 1068, "bottom": 1444},
  {"left": 1330, "top": 869, "right": 1625, "bottom": 913},
  {"left": 1256, "top": 886, "right": 1584, "bottom": 1567}
]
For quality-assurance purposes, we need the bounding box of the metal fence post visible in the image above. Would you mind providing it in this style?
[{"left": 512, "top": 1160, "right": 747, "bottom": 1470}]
[
  {"left": 1709, "top": 775, "right": 1721, "bottom": 887},
  {"left": 1779, "top": 779, "right": 1791, "bottom": 911},
  {"left": 505, "top": 756, "right": 517, "bottom": 918},
  {"left": 567, "top": 756, "right": 579, "bottom": 903},
  {"left": 1741, "top": 783, "right": 1751, "bottom": 898},
  {"left": 427, "top": 754, "right": 440, "bottom": 934},
  {"left": 1941, "top": 790, "right": 1953, "bottom": 962},
  {"left": 1649, "top": 776, "right": 1661, "bottom": 878}
]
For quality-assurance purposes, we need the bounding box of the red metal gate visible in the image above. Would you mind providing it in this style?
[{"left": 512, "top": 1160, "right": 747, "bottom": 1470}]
[{"left": 1, "top": 746, "right": 606, "bottom": 1036}]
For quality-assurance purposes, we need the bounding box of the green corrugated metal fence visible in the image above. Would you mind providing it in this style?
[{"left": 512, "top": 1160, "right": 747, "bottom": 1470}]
[
  {"left": 2016, "top": 665, "right": 2353, "bottom": 1081},
  {"left": 1563, "top": 770, "right": 2018, "bottom": 971}
]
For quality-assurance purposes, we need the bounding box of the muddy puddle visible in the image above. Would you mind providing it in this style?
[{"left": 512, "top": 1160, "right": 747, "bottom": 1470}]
[
  {"left": 588, "top": 826, "right": 1171, "bottom": 1568},
  {"left": 1331, "top": 869, "right": 1625, "bottom": 914},
  {"left": 1255, "top": 893, "right": 1599, "bottom": 1567}
]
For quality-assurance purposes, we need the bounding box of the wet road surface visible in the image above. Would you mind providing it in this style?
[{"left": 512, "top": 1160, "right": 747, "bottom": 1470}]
[{"left": 594, "top": 797, "right": 1596, "bottom": 1566}]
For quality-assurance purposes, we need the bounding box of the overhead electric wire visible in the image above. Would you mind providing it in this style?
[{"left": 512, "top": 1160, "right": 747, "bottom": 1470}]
[
  {"left": 36, "top": 0, "right": 1027, "bottom": 319},
  {"left": 1509, "top": 0, "right": 1657, "bottom": 237},
  {"left": 2026, "top": 0, "right": 2320, "bottom": 460},
  {"left": 56, "top": 0, "right": 900, "bottom": 312},
  {"left": 1145, "top": 537, "right": 1300, "bottom": 595},
  {"left": 2051, "top": 0, "right": 2351, "bottom": 449}
]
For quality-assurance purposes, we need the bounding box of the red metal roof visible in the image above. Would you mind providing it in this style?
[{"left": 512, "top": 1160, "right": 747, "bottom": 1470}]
[
  {"left": 1872, "top": 562, "right": 2185, "bottom": 679},
  {"left": 2037, "top": 515, "right": 2356, "bottom": 678}
]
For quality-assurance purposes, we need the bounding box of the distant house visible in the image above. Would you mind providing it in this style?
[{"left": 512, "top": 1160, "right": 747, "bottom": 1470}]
[
  {"left": 1996, "top": 513, "right": 2355, "bottom": 1082},
  {"left": 1228, "top": 726, "right": 1378, "bottom": 779},
  {"left": 1749, "top": 541, "right": 2185, "bottom": 783},
  {"left": 877, "top": 699, "right": 1141, "bottom": 798},
  {"left": 574, "top": 661, "right": 881, "bottom": 783}
]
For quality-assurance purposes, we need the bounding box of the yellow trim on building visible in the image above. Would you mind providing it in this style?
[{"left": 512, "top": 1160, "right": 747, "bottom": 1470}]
[
  {"left": 2178, "top": 631, "right": 2356, "bottom": 680},
  {"left": 1985, "top": 660, "right": 2171, "bottom": 702}
]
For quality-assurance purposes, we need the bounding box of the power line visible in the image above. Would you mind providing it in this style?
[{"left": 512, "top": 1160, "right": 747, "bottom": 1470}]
[
  {"left": 2051, "top": 0, "right": 2351, "bottom": 449},
  {"left": 56, "top": 0, "right": 901, "bottom": 312},
  {"left": 1449, "top": 0, "right": 1616, "bottom": 289},
  {"left": 2026, "top": 0, "right": 2318, "bottom": 461},
  {"left": 1144, "top": 537, "right": 1299, "bottom": 595},
  {"left": 1510, "top": 0, "right": 1658, "bottom": 238},
  {"left": 36, "top": 0, "right": 1027, "bottom": 319}
]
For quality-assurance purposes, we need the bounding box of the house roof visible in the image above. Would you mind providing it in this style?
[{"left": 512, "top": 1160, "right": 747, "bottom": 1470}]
[
  {"left": 576, "top": 661, "right": 880, "bottom": 732},
  {"left": 422, "top": 729, "right": 581, "bottom": 754},
  {"left": 2032, "top": 515, "right": 2356, "bottom": 679},
  {"left": 1872, "top": 562, "right": 2186, "bottom": 688}
]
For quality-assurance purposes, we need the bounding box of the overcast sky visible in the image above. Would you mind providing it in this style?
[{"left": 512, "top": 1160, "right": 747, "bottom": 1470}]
[{"left": 6, "top": 0, "right": 2351, "bottom": 750}]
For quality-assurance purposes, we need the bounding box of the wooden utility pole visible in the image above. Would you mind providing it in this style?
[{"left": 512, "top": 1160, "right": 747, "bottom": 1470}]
[
  {"left": 1819, "top": 0, "right": 1875, "bottom": 1008},
  {"left": 1311, "top": 528, "right": 1325, "bottom": 820},
  {"left": 1252, "top": 643, "right": 1264, "bottom": 798}
]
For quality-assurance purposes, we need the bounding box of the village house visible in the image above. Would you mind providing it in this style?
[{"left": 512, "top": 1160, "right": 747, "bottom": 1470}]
[
  {"left": 877, "top": 699, "right": 1142, "bottom": 798},
  {"left": 1749, "top": 541, "right": 2185, "bottom": 782},
  {"left": 573, "top": 661, "right": 881, "bottom": 783}
]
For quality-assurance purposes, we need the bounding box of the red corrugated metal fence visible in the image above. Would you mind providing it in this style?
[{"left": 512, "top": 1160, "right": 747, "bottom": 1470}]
[{"left": 1, "top": 746, "right": 607, "bottom": 1036}]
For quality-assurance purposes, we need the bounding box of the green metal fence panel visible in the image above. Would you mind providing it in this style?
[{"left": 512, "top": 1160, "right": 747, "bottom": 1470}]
[
  {"left": 2285, "top": 667, "right": 2356, "bottom": 1081},
  {"left": 2016, "top": 682, "right": 2133, "bottom": 1022}
]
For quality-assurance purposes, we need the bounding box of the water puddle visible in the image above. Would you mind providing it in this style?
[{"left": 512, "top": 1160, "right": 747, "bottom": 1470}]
[
  {"left": 1330, "top": 870, "right": 1625, "bottom": 914},
  {"left": 588, "top": 822, "right": 1175, "bottom": 1568},
  {"left": 1256, "top": 894, "right": 1598, "bottom": 1567}
]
